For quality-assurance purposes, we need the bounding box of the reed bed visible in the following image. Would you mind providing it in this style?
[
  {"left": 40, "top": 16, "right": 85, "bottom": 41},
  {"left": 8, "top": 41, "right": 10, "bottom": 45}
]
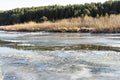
[{"left": 0, "top": 15, "right": 120, "bottom": 33}]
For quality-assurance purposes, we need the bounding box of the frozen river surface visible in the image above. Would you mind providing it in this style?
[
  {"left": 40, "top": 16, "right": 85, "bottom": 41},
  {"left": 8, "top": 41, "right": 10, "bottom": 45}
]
[{"left": 0, "top": 31, "right": 120, "bottom": 80}]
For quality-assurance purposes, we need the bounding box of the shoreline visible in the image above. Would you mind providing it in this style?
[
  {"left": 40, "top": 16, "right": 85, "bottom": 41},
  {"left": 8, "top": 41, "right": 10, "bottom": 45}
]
[
  {"left": 0, "top": 30, "right": 120, "bottom": 34},
  {"left": 0, "top": 15, "right": 120, "bottom": 33}
]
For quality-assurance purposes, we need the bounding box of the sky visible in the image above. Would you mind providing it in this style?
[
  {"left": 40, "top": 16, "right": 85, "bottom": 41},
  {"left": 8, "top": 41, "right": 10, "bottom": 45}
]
[{"left": 0, "top": 0, "right": 107, "bottom": 10}]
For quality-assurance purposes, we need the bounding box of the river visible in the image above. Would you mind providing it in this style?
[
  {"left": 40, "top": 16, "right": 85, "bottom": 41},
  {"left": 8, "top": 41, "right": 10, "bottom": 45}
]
[{"left": 0, "top": 31, "right": 120, "bottom": 80}]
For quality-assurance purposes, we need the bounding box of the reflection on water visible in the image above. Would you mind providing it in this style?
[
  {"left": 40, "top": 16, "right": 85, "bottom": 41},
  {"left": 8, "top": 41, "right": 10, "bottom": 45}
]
[{"left": 0, "top": 31, "right": 120, "bottom": 80}]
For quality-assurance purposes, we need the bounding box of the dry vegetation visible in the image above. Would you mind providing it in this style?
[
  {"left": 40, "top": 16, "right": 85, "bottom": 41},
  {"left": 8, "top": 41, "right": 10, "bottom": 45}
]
[{"left": 0, "top": 15, "right": 120, "bottom": 33}]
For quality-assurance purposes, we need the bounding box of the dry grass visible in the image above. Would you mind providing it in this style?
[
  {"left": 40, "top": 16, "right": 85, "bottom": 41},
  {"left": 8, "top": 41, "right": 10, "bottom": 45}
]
[{"left": 0, "top": 15, "right": 120, "bottom": 33}]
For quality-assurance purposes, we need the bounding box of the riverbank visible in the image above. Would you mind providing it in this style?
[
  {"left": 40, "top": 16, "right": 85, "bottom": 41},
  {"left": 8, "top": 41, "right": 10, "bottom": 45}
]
[{"left": 0, "top": 15, "right": 120, "bottom": 33}]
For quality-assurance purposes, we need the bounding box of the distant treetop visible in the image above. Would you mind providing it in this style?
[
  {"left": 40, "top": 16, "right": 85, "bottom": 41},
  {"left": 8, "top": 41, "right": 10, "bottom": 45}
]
[{"left": 0, "top": 0, "right": 120, "bottom": 25}]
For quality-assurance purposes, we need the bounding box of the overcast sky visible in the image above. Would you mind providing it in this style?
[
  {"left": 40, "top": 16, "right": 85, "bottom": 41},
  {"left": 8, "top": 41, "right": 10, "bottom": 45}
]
[{"left": 0, "top": 0, "right": 107, "bottom": 10}]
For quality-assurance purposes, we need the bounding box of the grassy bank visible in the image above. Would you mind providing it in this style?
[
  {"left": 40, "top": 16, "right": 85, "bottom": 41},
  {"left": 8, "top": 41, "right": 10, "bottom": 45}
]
[{"left": 0, "top": 15, "right": 120, "bottom": 33}]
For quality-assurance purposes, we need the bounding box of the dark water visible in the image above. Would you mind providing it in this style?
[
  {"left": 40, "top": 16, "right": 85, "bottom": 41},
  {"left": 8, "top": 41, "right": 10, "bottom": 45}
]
[{"left": 0, "top": 31, "right": 120, "bottom": 80}]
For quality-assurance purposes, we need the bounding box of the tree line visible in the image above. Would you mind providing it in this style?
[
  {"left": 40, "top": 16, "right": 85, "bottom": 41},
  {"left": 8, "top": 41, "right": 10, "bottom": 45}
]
[{"left": 0, "top": 0, "right": 120, "bottom": 25}]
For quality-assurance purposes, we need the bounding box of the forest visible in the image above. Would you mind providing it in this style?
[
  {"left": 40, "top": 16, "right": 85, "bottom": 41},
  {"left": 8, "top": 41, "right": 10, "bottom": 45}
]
[{"left": 0, "top": 0, "right": 120, "bottom": 25}]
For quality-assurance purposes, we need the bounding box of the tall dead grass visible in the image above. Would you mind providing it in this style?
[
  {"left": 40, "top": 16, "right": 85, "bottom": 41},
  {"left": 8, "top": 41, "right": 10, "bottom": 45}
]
[{"left": 0, "top": 15, "right": 120, "bottom": 33}]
